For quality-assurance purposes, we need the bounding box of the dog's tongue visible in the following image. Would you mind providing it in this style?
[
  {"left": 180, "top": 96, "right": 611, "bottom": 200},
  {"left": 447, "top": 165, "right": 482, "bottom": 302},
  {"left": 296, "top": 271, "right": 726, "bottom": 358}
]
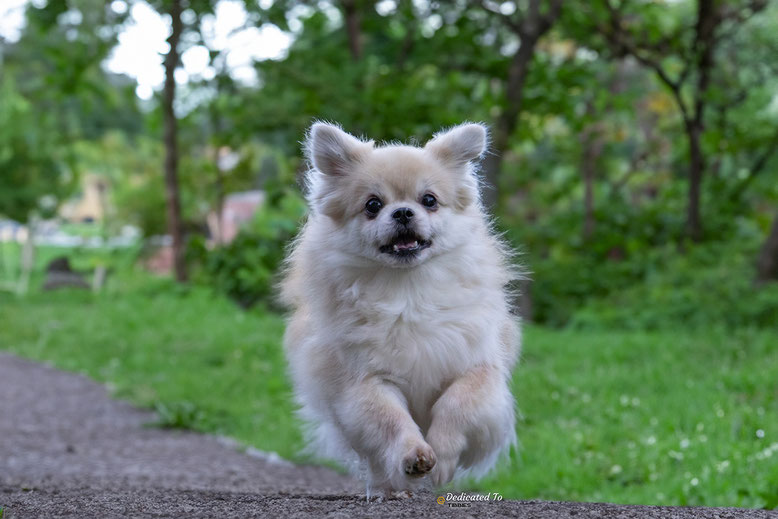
[{"left": 394, "top": 240, "right": 418, "bottom": 251}]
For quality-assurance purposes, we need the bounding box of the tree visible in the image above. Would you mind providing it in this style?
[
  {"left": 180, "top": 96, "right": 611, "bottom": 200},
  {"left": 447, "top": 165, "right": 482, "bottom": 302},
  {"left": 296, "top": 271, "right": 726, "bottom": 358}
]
[
  {"left": 149, "top": 0, "right": 221, "bottom": 282},
  {"left": 0, "top": 77, "right": 63, "bottom": 221},
  {"left": 757, "top": 215, "right": 778, "bottom": 284},
  {"left": 241, "top": 4, "right": 492, "bottom": 152},
  {"left": 477, "top": 0, "right": 564, "bottom": 208},
  {"left": 0, "top": 0, "right": 133, "bottom": 220},
  {"left": 161, "top": 0, "right": 188, "bottom": 282},
  {"left": 596, "top": 0, "right": 769, "bottom": 241},
  {"left": 342, "top": 0, "right": 363, "bottom": 61}
]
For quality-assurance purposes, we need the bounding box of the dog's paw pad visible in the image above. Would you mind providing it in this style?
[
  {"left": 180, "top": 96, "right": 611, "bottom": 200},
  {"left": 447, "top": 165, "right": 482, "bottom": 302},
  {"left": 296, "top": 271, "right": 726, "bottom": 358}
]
[{"left": 403, "top": 445, "right": 436, "bottom": 477}]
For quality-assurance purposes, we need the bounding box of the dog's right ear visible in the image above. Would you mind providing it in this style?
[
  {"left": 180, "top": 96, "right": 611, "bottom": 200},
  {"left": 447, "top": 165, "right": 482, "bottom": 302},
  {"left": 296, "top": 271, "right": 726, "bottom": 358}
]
[
  {"left": 307, "top": 122, "right": 373, "bottom": 176},
  {"left": 425, "top": 123, "right": 488, "bottom": 168}
]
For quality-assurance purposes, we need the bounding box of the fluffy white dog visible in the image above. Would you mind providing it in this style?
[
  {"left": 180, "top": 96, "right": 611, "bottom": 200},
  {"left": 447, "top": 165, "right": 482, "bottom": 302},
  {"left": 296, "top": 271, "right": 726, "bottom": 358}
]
[{"left": 281, "top": 122, "right": 519, "bottom": 495}]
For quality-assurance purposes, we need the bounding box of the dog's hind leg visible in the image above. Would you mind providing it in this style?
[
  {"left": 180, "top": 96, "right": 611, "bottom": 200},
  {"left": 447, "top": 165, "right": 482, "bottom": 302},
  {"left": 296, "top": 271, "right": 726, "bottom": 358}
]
[{"left": 426, "top": 364, "right": 516, "bottom": 487}]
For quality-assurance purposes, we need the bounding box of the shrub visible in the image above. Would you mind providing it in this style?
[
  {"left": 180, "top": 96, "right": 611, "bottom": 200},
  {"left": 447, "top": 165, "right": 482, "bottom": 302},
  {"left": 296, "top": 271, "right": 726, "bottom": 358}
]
[
  {"left": 192, "top": 186, "right": 306, "bottom": 308},
  {"left": 568, "top": 242, "right": 778, "bottom": 330}
]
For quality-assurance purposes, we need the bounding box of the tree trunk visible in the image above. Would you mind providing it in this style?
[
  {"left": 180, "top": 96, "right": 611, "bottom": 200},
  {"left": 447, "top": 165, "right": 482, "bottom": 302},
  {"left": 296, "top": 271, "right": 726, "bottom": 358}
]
[
  {"left": 580, "top": 128, "right": 603, "bottom": 241},
  {"left": 686, "top": 121, "right": 704, "bottom": 242},
  {"left": 214, "top": 153, "right": 225, "bottom": 245},
  {"left": 482, "top": 35, "right": 538, "bottom": 209},
  {"left": 579, "top": 96, "right": 609, "bottom": 241},
  {"left": 342, "top": 0, "right": 362, "bottom": 61},
  {"left": 482, "top": 0, "right": 563, "bottom": 209},
  {"left": 601, "top": 0, "right": 721, "bottom": 243},
  {"left": 16, "top": 214, "right": 37, "bottom": 295},
  {"left": 684, "top": 0, "right": 716, "bottom": 242},
  {"left": 163, "top": 0, "right": 187, "bottom": 282},
  {"left": 756, "top": 215, "right": 778, "bottom": 284}
]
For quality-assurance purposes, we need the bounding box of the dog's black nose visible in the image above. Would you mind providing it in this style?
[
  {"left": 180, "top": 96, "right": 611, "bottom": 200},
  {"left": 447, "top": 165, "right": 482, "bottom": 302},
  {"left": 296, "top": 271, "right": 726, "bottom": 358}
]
[{"left": 392, "top": 207, "right": 414, "bottom": 225}]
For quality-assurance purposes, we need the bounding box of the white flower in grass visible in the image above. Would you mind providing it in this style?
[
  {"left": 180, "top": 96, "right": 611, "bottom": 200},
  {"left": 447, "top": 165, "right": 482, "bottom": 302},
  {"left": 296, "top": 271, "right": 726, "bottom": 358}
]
[
  {"left": 756, "top": 429, "right": 765, "bottom": 439},
  {"left": 668, "top": 450, "right": 684, "bottom": 461}
]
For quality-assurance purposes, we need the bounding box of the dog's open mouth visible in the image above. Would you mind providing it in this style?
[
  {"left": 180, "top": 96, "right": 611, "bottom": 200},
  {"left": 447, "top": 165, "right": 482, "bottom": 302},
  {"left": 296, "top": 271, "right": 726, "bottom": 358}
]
[{"left": 379, "top": 232, "right": 431, "bottom": 257}]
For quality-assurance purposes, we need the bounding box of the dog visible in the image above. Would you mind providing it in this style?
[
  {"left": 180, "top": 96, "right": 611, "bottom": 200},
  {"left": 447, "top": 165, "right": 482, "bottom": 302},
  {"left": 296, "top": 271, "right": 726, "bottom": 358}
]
[{"left": 280, "top": 122, "right": 520, "bottom": 495}]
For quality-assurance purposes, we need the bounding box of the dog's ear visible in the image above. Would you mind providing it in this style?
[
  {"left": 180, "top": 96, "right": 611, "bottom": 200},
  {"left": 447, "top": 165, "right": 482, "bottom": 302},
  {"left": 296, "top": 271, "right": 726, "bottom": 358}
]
[
  {"left": 307, "top": 122, "right": 373, "bottom": 176},
  {"left": 425, "top": 123, "right": 488, "bottom": 167}
]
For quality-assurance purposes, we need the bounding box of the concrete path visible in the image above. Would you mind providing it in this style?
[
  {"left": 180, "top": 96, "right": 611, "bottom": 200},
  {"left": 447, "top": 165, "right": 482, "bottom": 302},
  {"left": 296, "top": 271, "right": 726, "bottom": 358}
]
[{"left": 1, "top": 354, "right": 775, "bottom": 518}]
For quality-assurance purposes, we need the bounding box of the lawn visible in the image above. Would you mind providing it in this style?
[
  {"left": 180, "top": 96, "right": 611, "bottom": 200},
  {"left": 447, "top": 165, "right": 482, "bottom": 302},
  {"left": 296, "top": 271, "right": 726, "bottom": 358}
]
[{"left": 0, "top": 276, "right": 776, "bottom": 509}]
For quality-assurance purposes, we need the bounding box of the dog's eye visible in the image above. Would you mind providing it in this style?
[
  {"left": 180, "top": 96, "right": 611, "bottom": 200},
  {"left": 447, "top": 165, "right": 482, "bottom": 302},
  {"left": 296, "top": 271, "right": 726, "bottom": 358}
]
[
  {"left": 421, "top": 194, "right": 437, "bottom": 209},
  {"left": 365, "top": 197, "right": 383, "bottom": 215}
]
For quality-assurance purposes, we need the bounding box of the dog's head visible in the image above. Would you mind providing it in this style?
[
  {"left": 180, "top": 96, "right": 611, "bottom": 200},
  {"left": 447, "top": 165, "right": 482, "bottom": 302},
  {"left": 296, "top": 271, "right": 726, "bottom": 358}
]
[{"left": 305, "top": 122, "right": 487, "bottom": 268}]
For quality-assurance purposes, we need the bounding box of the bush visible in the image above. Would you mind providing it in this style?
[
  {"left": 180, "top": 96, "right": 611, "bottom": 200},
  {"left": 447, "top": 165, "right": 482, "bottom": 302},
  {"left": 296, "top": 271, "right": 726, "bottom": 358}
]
[
  {"left": 502, "top": 186, "right": 778, "bottom": 330},
  {"left": 568, "top": 241, "right": 778, "bottom": 330},
  {"left": 191, "top": 186, "right": 306, "bottom": 308}
]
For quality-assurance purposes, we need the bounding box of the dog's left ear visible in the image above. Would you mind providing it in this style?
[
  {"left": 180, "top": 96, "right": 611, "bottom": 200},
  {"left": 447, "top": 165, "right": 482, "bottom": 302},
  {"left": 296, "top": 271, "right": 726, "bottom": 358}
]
[{"left": 425, "top": 123, "right": 488, "bottom": 167}]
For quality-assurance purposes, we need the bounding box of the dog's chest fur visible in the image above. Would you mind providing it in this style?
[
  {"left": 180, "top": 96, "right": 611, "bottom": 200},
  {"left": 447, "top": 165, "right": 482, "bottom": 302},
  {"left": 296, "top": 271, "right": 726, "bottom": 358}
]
[{"left": 328, "top": 255, "right": 506, "bottom": 419}]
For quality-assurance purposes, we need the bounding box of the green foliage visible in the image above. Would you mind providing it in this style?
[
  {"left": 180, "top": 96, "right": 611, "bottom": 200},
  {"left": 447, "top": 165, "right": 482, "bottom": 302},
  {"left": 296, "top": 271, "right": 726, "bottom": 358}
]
[
  {"left": 0, "top": 0, "right": 141, "bottom": 221},
  {"left": 110, "top": 138, "right": 169, "bottom": 237},
  {"left": 191, "top": 185, "right": 306, "bottom": 308},
  {"left": 151, "top": 401, "right": 207, "bottom": 430},
  {"left": 6, "top": 0, "right": 136, "bottom": 140},
  {"left": 239, "top": 4, "right": 499, "bottom": 152},
  {"left": 517, "top": 199, "right": 778, "bottom": 329},
  {"left": 69, "top": 133, "right": 167, "bottom": 236},
  {"left": 570, "top": 242, "right": 778, "bottom": 331},
  {"left": 0, "top": 77, "right": 65, "bottom": 220}
]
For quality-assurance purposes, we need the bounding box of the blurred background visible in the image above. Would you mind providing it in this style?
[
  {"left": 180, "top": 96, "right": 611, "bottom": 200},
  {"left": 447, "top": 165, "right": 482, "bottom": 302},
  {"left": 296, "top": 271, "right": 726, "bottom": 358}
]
[{"left": 1, "top": 0, "right": 777, "bottom": 509}]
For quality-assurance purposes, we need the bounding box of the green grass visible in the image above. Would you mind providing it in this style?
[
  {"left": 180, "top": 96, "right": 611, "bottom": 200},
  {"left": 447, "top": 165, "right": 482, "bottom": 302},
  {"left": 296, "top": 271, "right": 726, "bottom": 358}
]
[
  {"left": 1, "top": 276, "right": 776, "bottom": 508},
  {"left": 480, "top": 327, "right": 778, "bottom": 508}
]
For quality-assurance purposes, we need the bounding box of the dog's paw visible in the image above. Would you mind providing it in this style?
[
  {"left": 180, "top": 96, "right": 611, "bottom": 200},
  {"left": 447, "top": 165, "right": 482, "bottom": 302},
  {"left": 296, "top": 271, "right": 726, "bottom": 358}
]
[
  {"left": 430, "top": 456, "right": 457, "bottom": 487},
  {"left": 402, "top": 442, "right": 436, "bottom": 477},
  {"left": 426, "top": 427, "right": 465, "bottom": 487}
]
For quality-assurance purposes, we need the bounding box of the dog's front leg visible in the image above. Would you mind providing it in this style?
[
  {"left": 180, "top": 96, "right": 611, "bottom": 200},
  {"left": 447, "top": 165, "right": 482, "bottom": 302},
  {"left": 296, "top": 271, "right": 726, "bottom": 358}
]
[
  {"left": 333, "top": 376, "right": 436, "bottom": 490},
  {"left": 426, "top": 365, "right": 515, "bottom": 487}
]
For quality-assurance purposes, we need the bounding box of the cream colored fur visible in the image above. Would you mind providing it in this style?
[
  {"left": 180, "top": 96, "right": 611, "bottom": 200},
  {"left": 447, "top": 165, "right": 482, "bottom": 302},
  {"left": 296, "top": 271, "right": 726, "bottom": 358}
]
[{"left": 281, "top": 122, "right": 520, "bottom": 494}]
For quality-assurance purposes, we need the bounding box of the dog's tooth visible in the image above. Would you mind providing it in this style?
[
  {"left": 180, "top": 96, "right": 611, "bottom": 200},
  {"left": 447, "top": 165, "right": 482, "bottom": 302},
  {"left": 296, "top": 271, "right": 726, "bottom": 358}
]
[{"left": 393, "top": 245, "right": 399, "bottom": 252}]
